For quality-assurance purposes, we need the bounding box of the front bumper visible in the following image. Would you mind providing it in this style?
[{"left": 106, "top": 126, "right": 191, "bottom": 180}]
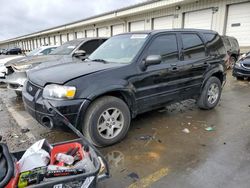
[
  {"left": 233, "top": 66, "right": 250, "bottom": 77},
  {"left": 22, "top": 81, "right": 91, "bottom": 128},
  {"left": 5, "top": 72, "right": 27, "bottom": 91}
]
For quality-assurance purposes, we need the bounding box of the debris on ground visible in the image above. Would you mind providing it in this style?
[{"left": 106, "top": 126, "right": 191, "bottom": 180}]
[
  {"left": 158, "top": 139, "right": 162, "bottom": 143},
  {"left": 21, "top": 128, "right": 30, "bottom": 133},
  {"left": 127, "top": 172, "right": 139, "bottom": 181},
  {"left": 205, "top": 126, "right": 216, "bottom": 131},
  {"left": 182, "top": 128, "right": 190, "bottom": 134},
  {"left": 188, "top": 122, "right": 191, "bottom": 125},
  {"left": 137, "top": 135, "right": 154, "bottom": 141}
]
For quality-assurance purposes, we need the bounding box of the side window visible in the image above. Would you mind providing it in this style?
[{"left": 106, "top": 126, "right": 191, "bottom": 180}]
[
  {"left": 146, "top": 34, "right": 179, "bottom": 64},
  {"left": 79, "top": 40, "right": 100, "bottom": 55},
  {"left": 181, "top": 33, "right": 206, "bottom": 60},
  {"left": 41, "top": 48, "right": 51, "bottom": 55}
]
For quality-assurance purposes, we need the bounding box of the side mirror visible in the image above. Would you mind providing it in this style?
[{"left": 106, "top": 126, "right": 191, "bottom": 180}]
[
  {"left": 142, "top": 55, "right": 161, "bottom": 70},
  {"left": 73, "top": 50, "right": 86, "bottom": 57}
]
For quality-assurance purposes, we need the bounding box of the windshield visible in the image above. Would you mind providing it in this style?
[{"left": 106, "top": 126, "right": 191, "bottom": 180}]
[
  {"left": 50, "top": 40, "right": 82, "bottom": 55},
  {"left": 26, "top": 47, "right": 43, "bottom": 56},
  {"left": 88, "top": 34, "right": 148, "bottom": 64}
]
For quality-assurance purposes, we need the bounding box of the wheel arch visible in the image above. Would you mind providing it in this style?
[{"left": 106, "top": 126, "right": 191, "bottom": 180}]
[{"left": 76, "top": 88, "right": 137, "bottom": 129}]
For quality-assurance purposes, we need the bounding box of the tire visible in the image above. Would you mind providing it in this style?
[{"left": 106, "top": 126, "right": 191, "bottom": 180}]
[
  {"left": 82, "top": 96, "right": 131, "bottom": 147},
  {"left": 15, "top": 91, "right": 22, "bottom": 97},
  {"left": 197, "top": 77, "right": 222, "bottom": 110}
]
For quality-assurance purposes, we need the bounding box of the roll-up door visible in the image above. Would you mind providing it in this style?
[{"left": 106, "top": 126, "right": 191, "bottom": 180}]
[
  {"left": 153, "top": 16, "right": 174, "bottom": 29},
  {"left": 111, "top": 24, "right": 124, "bottom": 36},
  {"left": 226, "top": 2, "right": 250, "bottom": 47},
  {"left": 184, "top": 9, "right": 213, "bottom": 29},
  {"left": 129, "top": 20, "right": 145, "bottom": 31}
]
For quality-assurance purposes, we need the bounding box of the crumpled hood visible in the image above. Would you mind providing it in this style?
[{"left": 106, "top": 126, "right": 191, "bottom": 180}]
[
  {"left": 28, "top": 61, "right": 124, "bottom": 87},
  {"left": 5, "top": 55, "right": 64, "bottom": 67}
]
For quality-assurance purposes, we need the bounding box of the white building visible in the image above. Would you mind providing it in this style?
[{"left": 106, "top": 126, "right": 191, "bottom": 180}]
[{"left": 1, "top": 0, "right": 250, "bottom": 52}]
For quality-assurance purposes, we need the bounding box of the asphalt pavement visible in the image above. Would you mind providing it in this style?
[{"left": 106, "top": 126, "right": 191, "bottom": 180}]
[{"left": 0, "top": 72, "right": 250, "bottom": 188}]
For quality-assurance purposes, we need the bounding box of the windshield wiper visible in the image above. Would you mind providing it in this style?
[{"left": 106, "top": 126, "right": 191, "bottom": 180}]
[{"left": 91, "top": 58, "right": 109, "bottom": 64}]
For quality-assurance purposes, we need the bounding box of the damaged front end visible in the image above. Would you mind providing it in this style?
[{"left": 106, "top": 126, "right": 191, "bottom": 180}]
[{"left": 5, "top": 65, "right": 28, "bottom": 92}]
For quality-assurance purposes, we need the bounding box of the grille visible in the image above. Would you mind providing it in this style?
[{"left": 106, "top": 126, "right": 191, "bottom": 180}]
[{"left": 26, "top": 81, "right": 40, "bottom": 96}]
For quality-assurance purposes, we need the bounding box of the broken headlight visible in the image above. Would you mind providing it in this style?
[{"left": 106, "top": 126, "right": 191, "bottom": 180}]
[{"left": 43, "top": 84, "right": 76, "bottom": 100}]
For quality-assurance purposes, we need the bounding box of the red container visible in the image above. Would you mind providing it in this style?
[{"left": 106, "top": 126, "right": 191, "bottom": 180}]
[{"left": 50, "top": 142, "right": 83, "bottom": 165}]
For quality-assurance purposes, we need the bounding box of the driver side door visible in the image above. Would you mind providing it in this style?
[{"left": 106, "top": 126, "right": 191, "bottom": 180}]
[{"left": 134, "top": 33, "right": 182, "bottom": 113}]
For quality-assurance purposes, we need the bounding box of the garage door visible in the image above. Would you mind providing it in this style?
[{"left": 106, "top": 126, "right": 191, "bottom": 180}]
[
  {"left": 112, "top": 24, "right": 124, "bottom": 36},
  {"left": 45, "top": 37, "right": 49, "bottom": 45},
  {"left": 98, "top": 27, "right": 109, "bottom": 37},
  {"left": 130, "top": 20, "right": 145, "bottom": 32},
  {"left": 40, "top": 38, "right": 44, "bottom": 46},
  {"left": 55, "top": 35, "right": 60, "bottom": 45},
  {"left": 226, "top": 2, "right": 250, "bottom": 47},
  {"left": 184, "top": 9, "right": 213, "bottom": 29},
  {"left": 153, "top": 16, "right": 174, "bottom": 30},
  {"left": 68, "top": 33, "right": 74, "bottom": 41},
  {"left": 76, "top": 31, "right": 84, "bottom": 39},
  {"left": 61, "top": 34, "right": 67, "bottom": 44},
  {"left": 86, "top": 29, "right": 95, "bottom": 37}
]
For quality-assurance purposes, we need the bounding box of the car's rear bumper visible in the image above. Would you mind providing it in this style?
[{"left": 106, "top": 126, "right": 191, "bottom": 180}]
[{"left": 22, "top": 81, "right": 91, "bottom": 128}]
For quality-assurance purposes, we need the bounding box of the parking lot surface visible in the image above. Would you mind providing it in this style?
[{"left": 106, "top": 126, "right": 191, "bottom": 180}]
[{"left": 1, "top": 73, "right": 250, "bottom": 188}]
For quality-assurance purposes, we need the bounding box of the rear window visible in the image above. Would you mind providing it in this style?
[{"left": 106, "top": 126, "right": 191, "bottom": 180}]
[
  {"left": 204, "top": 33, "right": 226, "bottom": 56},
  {"left": 181, "top": 33, "right": 206, "bottom": 60}
]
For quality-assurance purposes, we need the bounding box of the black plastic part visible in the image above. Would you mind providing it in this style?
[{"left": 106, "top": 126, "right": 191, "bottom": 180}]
[{"left": 0, "top": 143, "right": 14, "bottom": 187}]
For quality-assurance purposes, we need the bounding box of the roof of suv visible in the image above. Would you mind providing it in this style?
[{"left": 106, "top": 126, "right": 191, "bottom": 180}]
[{"left": 119, "top": 29, "right": 217, "bottom": 35}]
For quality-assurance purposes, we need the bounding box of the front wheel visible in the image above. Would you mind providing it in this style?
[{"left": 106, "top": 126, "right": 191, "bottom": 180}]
[
  {"left": 82, "top": 96, "right": 131, "bottom": 147},
  {"left": 197, "top": 77, "right": 222, "bottom": 110}
]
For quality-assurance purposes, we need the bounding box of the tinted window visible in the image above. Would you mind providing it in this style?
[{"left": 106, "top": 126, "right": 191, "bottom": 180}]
[
  {"left": 79, "top": 40, "right": 101, "bottom": 55},
  {"left": 205, "top": 33, "right": 226, "bottom": 56},
  {"left": 50, "top": 40, "right": 82, "bottom": 55},
  {"left": 146, "top": 34, "right": 179, "bottom": 63},
  {"left": 181, "top": 33, "right": 206, "bottom": 60}
]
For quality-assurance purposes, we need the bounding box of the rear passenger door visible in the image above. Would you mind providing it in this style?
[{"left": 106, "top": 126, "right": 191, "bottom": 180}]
[{"left": 178, "top": 33, "right": 209, "bottom": 97}]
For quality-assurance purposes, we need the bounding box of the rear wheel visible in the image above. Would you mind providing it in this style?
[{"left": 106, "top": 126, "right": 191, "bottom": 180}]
[
  {"left": 197, "top": 77, "right": 222, "bottom": 110},
  {"left": 82, "top": 96, "right": 131, "bottom": 147}
]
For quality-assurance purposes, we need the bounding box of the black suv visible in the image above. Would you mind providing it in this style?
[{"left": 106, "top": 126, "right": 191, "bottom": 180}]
[
  {"left": 221, "top": 36, "right": 240, "bottom": 69},
  {"left": 5, "top": 47, "right": 22, "bottom": 55},
  {"left": 23, "top": 29, "right": 227, "bottom": 147}
]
